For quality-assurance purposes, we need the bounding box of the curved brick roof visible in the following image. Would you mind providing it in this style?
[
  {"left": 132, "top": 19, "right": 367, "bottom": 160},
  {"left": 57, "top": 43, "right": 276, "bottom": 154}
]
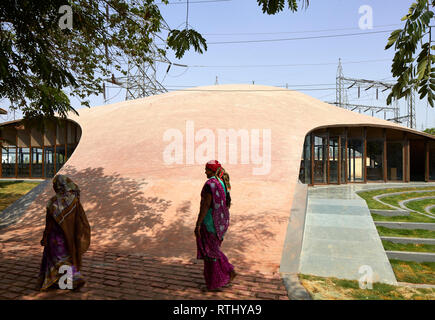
[{"left": 2, "top": 84, "right": 433, "bottom": 274}]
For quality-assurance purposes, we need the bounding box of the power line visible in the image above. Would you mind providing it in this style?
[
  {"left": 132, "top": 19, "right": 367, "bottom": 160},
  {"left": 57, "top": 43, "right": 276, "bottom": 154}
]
[
  {"left": 202, "top": 24, "right": 403, "bottom": 36},
  {"left": 205, "top": 29, "right": 396, "bottom": 45},
  {"left": 157, "top": 0, "right": 231, "bottom": 4},
  {"left": 164, "top": 88, "right": 337, "bottom": 92},
  {"left": 173, "top": 58, "right": 391, "bottom": 68},
  {"left": 164, "top": 83, "right": 336, "bottom": 88}
]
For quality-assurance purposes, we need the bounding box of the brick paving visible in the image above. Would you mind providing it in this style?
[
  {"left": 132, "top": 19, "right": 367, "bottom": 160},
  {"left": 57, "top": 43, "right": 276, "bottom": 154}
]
[{"left": 0, "top": 244, "right": 289, "bottom": 300}]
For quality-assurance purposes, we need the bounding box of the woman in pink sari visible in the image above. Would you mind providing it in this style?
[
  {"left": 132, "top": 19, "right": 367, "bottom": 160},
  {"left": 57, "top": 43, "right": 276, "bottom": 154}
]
[{"left": 195, "top": 160, "right": 236, "bottom": 291}]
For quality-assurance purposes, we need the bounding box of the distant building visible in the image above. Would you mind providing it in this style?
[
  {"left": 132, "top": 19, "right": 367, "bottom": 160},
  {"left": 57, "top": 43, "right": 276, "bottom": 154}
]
[{"left": 0, "top": 119, "right": 81, "bottom": 178}]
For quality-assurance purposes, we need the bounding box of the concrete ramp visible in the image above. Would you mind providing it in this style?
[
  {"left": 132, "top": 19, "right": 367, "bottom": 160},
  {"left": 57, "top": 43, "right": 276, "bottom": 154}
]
[
  {"left": 299, "top": 186, "right": 397, "bottom": 285},
  {"left": 0, "top": 180, "right": 49, "bottom": 230}
]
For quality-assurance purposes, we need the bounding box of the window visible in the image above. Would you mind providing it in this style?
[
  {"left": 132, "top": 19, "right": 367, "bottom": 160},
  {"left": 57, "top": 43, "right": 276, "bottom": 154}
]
[
  {"left": 329, "top": 137, "right": 339, "bottom": 183},
  {"left": 348, "top": 139, "right": 364, "bottom": 182},
  {"left": 55, "top": 145, "right": 66, "bottom": 174},
  {"left": 31, "top": 148, "right": 43, "bottom": 178},
  {"left": 366, "top": 140, "right": 384, "bottom": 181},
  {"left": 340, "top": 136, "right": 346, "bottom": 183},
  {"left": 299, "top": 135, "right": 311, "bottom": 184},
  {"left": 2, "top": 147, "right": 16, "bottom": 177},
  {"left": 44, "top": 147, "right": 55, "bottom": 178},
  {"left": 313, "top": 135, "right": 328, "bottom": 184},
  {"left": 387, "top": 142, "right": 403, "bottom": 181},
  {"left": 17, "top": 147, "right": 30, "bottom": 177}
]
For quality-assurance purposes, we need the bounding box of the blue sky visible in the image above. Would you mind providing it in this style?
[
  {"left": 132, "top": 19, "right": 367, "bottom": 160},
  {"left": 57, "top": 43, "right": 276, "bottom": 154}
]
[{"left": 2, "top": 0, "right": 434, "bottom": 130}]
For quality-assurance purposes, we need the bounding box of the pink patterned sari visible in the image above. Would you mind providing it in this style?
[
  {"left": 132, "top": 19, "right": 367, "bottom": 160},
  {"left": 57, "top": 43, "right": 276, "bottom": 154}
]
[{"left": 196, "top": 176, "right": 234, "bottom": 290}]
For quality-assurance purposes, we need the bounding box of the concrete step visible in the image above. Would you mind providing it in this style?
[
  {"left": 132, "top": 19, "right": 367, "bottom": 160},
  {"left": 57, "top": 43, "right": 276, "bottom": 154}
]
[
  {"left": 375, "top": 221, "right": 435, "bottom": 231},
  {"left": 397, "top": 282, "right": 435, "bottom": 289},
  {"left": 386, "top": 251, "right": 435, "bottom": 263},
  {"left": 381, "top": 236, "right": 435, "bottom": 245},
  {"left": 370, "top": 209, "right": 410, "bottom": 217}
]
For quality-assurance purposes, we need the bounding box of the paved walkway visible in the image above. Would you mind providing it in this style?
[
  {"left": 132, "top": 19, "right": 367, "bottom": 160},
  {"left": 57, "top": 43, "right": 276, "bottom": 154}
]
[
  {"left": 0, "top": 242, "right": 289, "bottom": 300},
  {"left": 297, "top": 183, "right": 421, "bottom": 285}
]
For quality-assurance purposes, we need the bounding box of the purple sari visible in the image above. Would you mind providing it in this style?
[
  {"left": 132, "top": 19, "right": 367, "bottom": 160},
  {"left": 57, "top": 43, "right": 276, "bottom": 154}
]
[
  {"left": 196, "top": 177, "right": 234, "bottom": 290},
  {"left": 37, "top": 222, "right": 84, "bottom": 291}
]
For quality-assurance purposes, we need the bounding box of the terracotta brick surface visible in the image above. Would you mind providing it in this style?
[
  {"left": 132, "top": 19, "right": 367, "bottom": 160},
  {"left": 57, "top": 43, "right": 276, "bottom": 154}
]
[{"left": 0, "top": 245, "right": 290, "bottom": 300}]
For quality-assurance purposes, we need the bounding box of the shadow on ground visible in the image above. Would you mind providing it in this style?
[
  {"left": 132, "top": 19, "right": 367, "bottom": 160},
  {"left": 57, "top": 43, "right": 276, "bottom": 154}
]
[
  {"left": 0, "top": 246, "right": 288, "bottom": 300},
  {"left": 0, "top": 167, "right": 285, "bottom": 275}
]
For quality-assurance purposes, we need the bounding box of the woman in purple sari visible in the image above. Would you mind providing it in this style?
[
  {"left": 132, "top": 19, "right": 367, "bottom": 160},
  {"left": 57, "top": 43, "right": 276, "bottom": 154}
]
[
  {"left": 195, "top": 160, "right": 236, "bottom": 291},
  {"left": 37, "top": 175, "right": 91, "bottom": 291}
]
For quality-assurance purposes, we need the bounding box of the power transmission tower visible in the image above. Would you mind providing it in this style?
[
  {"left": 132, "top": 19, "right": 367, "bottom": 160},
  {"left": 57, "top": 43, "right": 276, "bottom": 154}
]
[
  {"left": 105, "top": 40, "right": 169, "bottom": 101},
  {"left": 407, "top": 90, "right": 416, "bottom": 129},
  {"left": 336, "top": 58, "right": 348, "bottom": 109},
  {"left": 102, "top": 7, "right": 172, "bottom": 102},
  {"left": 332, "top": 59, "right": 413, "bottom": 126}
]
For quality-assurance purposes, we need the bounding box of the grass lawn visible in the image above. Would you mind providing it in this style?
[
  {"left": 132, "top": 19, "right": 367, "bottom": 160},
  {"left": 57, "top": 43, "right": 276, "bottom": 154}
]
[
  {"left": 405, "top": 198, "right": 435, "bottom": 215},
  {"left": 357, "top": 187, "right": 435, "bottom": 210},
  {"left": 298, "top": 274, "right": 435, "bottom": 300},
  {"left": 377, "top": 226, "right": 435, "bottom": 239},
  {"left": 371, "top": 212, "right": 435, "bottom": 223},
  {"left": 382, "top": 240, "right": 435, "bottom": 253},
  {"left": 389, "top": 260, "right": 435, "bottom": 285},
  {"left": 0, "top": 180, "right": 41, "bottom": 212},
  {"left": 381, "top": 191, "right": 435, "bottom": 210},
  {"left": 358, "top": 186, "right": 435, "bottom": 222}
]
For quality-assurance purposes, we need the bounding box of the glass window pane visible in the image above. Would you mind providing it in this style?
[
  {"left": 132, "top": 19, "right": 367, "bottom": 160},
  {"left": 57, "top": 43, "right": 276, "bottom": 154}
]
[
  {"left": 44, "top": 147, "right": 54, "bottom": 178},
  {"left": 366, "top": 140, "right": 384, "bottom": 181},
  {"left": 329, "top": 137, "right": 339, "bottom": 183},
  {"left": 17, "top": 147, "right": 30, "bottom": 177},
  {"left": 55, "top": 145, "right": 66, "bottom": 174},
  {"left": 348, "top": 139, "right": 364, "bottom": 182},
  {"left": 31, "top": 148, "right": 43, "bottom": 178},
  {"left": 313, "top": 135, "right": 327, "bottom": 183},
  {"left": 340, "top": 136, "right": 346, "bottom": 183},
  {"left": 299, "top": 135, "right": 311, "bottom": 184},
  {"left": 387, "top": 143, "right": 403, "bottom": 181},
  {"left": 2, "top": 147, "right": 16, "bottom": 177}
]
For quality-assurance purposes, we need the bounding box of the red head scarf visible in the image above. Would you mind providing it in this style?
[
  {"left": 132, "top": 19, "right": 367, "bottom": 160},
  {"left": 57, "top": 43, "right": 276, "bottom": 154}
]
[{"left": 205, "top": 160, "right": 221, "bottom": 172}]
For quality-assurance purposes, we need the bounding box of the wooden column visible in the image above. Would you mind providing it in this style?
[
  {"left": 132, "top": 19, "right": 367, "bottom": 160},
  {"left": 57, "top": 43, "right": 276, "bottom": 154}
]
[
  {"left": 15, "top": 131, "right": 18, "bottom": 178},
  {"left": 404, "top": 133, "right": 409, "bottom": 182},
  {"left": 327, "top": 130, "right": 330, "bottom": 185},
  {"left": 425, "top": 139, "right": 430, "bottom": 182},
  {"left": 310, "top": 133, "right": 314, "bottom": 186},
  {"left": 42, "top": 146, "right": 45, "bottom": 178},
  {"left": 363, "top": 127, "right": 367, "bottom": 183},
  {"left": 338, "top": 135, "right": 341, "bottom": 185},
  {"left": 28, "top": 128, "right": 32, "bottom": 178},
  {"left": 344, "top": 128, "right": 348, "bottom": 184},
  {"left": 383, "top": 128, "right": 387, "bottom": 182}
]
